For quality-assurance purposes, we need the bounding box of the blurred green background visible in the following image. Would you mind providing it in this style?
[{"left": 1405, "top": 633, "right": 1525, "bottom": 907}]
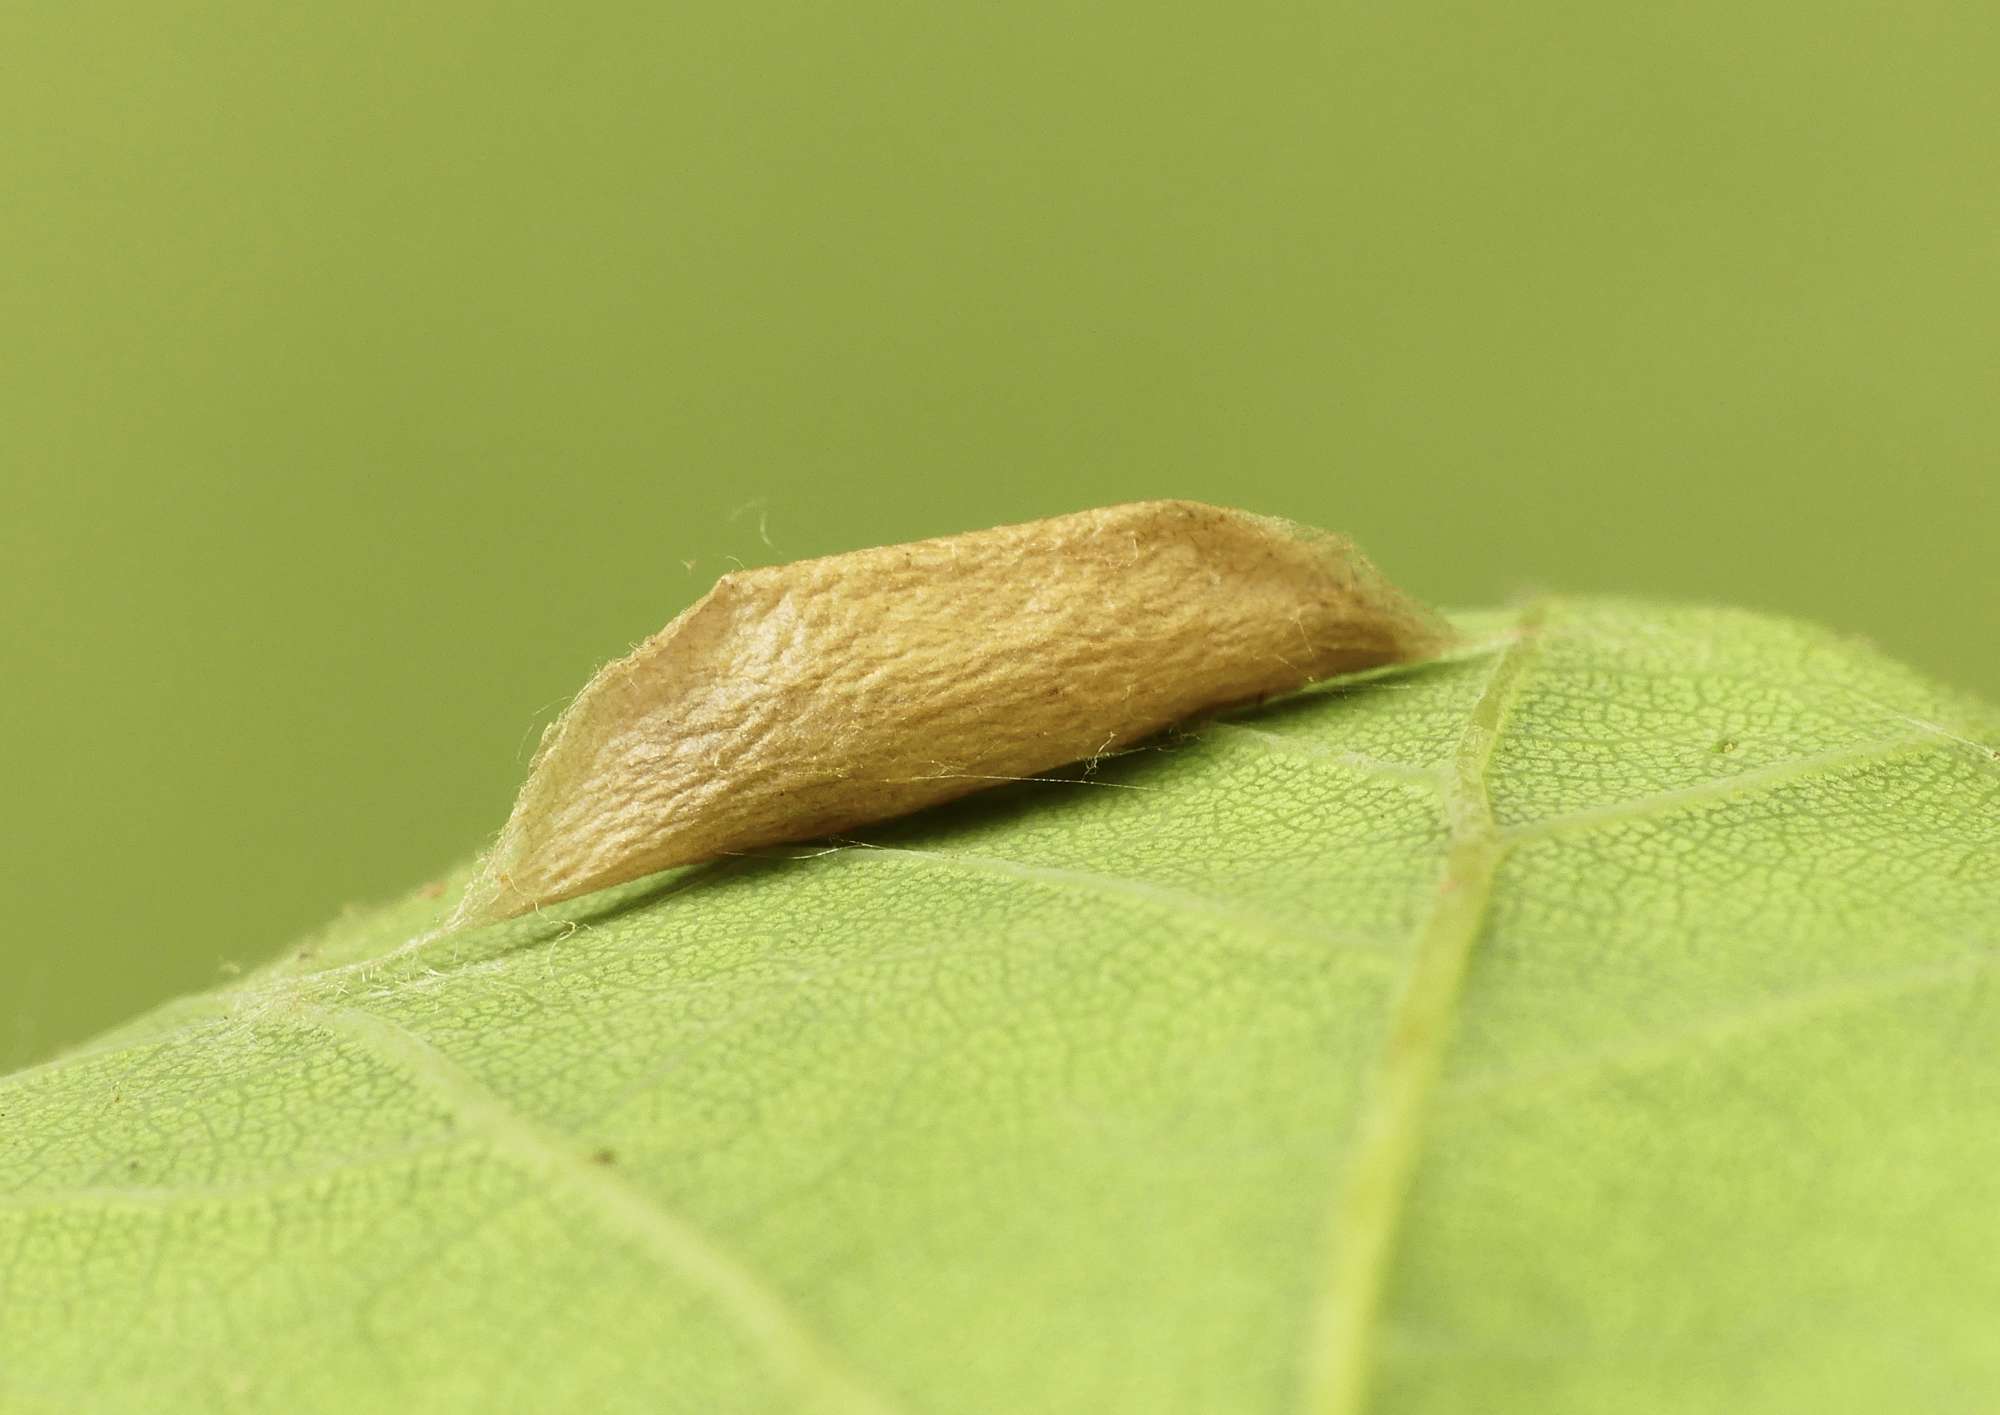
[{"left": 3, "top": 0, "right": 1993, "bottom": 1070}]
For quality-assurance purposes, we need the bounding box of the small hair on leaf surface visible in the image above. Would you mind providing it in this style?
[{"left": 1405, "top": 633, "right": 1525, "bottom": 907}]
[{"left": 449, "top": 500, "right": 1450, "bottom": 929}]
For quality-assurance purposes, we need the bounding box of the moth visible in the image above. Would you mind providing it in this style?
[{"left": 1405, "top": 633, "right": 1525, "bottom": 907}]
[{"left": 450, "top": 500, "right": 1448, "bottom": 927}]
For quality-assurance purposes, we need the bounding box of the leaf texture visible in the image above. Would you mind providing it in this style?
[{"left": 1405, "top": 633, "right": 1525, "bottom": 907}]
[{"left": 3, "top": 599, "right": 1997, "bottom": 1414}]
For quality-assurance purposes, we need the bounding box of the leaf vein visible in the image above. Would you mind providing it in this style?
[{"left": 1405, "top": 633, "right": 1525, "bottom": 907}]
[
  {"left": 1299, "top": 604, "right": 1545, "bottom": 1415},
  {"left": 842, "top": 844, "right": 1399, "bottom": 964},
  {"left": 1502, "top": 731, "right": 1953, "bottom": 841},
  {"left": 1196, "top": 723, "right": 1446, "bottom": 786},
  {"left": 298, "top": 1004, "right": 903, "bottom": 1415},
  {"left": 1438, "top": 948, "right": 2000, "bottom": 1105}
]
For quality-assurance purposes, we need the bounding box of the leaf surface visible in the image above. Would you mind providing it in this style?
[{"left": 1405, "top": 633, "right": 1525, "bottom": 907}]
[{"left": 4, "top": 599, "right": 1997, "bottom": 1414}]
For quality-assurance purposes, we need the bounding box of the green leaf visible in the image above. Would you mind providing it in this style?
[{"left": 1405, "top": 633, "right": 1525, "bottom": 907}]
[{"left": 4, "top": 599, "right": 1997, "bottom": 1414}]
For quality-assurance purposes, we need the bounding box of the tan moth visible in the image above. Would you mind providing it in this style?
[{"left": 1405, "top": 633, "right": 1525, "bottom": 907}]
[{"left": 450, "top": 500, "right": 1449, "bottom": 927}]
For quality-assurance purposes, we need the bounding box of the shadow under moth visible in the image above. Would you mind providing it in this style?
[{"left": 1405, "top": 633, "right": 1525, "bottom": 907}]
[{"left": 450, "top": 500, "right": 1449, "bottom": 929}]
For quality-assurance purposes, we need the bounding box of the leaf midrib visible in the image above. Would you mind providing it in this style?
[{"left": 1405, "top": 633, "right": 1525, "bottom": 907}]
[{"left": 1298, "top": 606, "right": 1543, "bottom": 1415}]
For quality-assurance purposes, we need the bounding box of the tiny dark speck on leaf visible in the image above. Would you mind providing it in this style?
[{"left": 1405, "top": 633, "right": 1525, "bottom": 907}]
[
  {"left": 589, "top": 1148, "right": 617, "bottom": 1166},
  {"left": 1713, "top": 739, "right": 1738, "bottom": 754}
]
